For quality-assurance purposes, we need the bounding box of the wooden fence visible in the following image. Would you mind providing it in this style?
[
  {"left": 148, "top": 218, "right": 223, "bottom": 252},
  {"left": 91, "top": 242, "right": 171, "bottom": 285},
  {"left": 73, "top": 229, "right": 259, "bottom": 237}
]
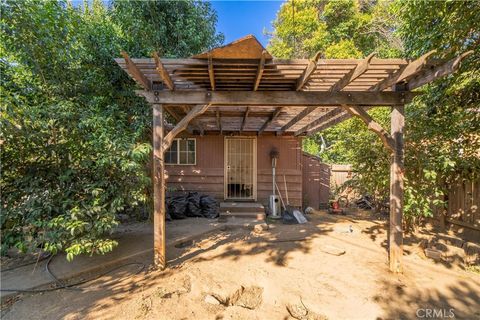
[
  {"left": 446, "top": 179, "right": 480, "bottom": 231},
  {"left": 330, "top": 164, "right": 353, "bottom": 190}
]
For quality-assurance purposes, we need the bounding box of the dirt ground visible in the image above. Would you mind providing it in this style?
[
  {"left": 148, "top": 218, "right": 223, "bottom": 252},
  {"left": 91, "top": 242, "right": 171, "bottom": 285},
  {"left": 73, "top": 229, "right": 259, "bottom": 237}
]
[{"left": 2, "top": 212, "right": 479, "bottom": 320}]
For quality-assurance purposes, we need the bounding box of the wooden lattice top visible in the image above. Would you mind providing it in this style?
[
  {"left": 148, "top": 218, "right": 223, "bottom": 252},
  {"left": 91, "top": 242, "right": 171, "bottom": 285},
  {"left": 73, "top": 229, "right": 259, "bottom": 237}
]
[{"left": 115, "top": 35, "right": 471, "bottom": 135}]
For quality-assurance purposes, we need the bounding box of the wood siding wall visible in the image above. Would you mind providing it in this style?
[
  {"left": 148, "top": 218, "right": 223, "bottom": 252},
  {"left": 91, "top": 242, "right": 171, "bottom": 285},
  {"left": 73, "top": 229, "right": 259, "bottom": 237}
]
[
  {"left": 165, "top": 134, "right": 303, "bottom": 207},
  {"left": 302, "top": 153, "right": 330, "bottom": 209},
  {"left": 257, "top": 136, "right": 303, "bottom": 207},
  {"left": 166, "top": 135, "right": 224, "bottom": 199}
]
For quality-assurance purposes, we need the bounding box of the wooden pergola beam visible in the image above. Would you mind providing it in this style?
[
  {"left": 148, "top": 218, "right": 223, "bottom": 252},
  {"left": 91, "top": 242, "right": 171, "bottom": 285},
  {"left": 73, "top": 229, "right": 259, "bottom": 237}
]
[
  {"left": 208, "top": 55, "right": 216, "bottom": 91},
  {"left": 370, "top": 50, "right": 436, "bottom": 91},
  {"left": 180, "top": 105, "right": 204, "bottom": 134},
  {"left": 164, "top": 105, "right": 183, "bottom": 122},
  {"left": 152, "top": 52, "right": 174, "bottom": 90},
  {"left": 306, "top": 110, "right": 358, "bottom": 135},
  {"left": 295, "top": 107, "right": 343, "bottom": 136},
  {"left": 121, "top": 51, "right": 152, "bottom": 90},
  {"left": 138, "top": 90, "right": 415, "bottom": 106},
  {"left": 329, "top": 52, "right": 376, "bottom": 92},
  {"left": 216, "top": 109, "right": 222, "bottom": 133},
  {"left": 259, "top": 107, "right": 283, "bottom": 134},
  {"left": 344, "top": 105, "right": 395, "bottom": 152},
  {"left": 280, "top": 106, "right": 317, "bottom": 133},
  {"left": 296, "top": 51, "right": 322, "bottom": 91},
  {"left": 240, "top": 107, "right": 250, "bottom": 132},
  {"left": 406, "top": 50, "right": 473, "bottom": 90},
  {"left": 162, "top": 104, "right": 210, "bottom": 152},
  {"left": 253, "top": 50, "right": 267, "bottom": 91},
  {"left": 164, "top": 105, "right": 197, "bottom": 134}
]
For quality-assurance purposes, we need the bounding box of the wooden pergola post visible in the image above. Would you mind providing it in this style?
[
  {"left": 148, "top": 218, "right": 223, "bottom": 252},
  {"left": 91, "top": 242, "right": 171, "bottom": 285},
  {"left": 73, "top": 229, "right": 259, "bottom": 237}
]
[
  {"left": 389, "top": 105, "right": 404, "bottom": 273},
  {"left": 153, "top": 103, "right": 166, "bottom": 270}
]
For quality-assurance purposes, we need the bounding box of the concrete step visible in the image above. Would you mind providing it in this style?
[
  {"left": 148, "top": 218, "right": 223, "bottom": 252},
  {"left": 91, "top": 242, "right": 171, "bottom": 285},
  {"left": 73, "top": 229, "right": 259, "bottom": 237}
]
[
  {"left": 220, "top": 202, "right": 265, "bottom": 213},
  {"left": 221, "top": 211, "right": 266, "bottom": 221},
  {"left": 220, "top": 202, "right": 265, "bottom": 221}
]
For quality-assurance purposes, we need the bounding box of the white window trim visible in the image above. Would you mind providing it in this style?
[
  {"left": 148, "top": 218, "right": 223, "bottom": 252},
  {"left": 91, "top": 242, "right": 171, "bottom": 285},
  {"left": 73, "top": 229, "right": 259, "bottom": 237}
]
[{"left": 165, "top": 138, "right": 196, "bottom": 165}]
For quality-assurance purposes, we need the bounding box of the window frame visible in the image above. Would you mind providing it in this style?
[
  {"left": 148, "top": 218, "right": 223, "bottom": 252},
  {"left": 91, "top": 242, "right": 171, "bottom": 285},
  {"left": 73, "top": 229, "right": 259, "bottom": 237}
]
[{"left": 165, "top": 138, "right": 196, "bottom": 165}]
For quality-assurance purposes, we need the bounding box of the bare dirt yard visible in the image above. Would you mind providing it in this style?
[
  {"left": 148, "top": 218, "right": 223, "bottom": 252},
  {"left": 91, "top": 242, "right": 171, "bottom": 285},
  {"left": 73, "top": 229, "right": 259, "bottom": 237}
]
[{"left": 2, "top": 212, "right": 479, "bottom": 320}]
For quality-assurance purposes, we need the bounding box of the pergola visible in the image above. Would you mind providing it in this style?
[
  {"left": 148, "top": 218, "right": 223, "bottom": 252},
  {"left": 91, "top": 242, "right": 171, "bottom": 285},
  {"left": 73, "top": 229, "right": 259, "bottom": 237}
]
[{"left": 115, "top": 35, "right": 471, "bottom": 273}]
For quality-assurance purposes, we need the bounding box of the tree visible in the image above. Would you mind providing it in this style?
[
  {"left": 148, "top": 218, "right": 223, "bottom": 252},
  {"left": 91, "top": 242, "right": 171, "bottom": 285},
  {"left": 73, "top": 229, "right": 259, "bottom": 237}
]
[
  {"left": 1, "top": 0, "right": 223, "bottom": 259},
  {"left": 267, "top": 0, "right": 400, "bottom": 59}
]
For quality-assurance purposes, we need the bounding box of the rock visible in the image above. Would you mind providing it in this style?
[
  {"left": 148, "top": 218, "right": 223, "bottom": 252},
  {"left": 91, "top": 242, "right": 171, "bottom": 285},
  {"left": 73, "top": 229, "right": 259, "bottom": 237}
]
[
  {"left": 286, "top": 302, "right": 328, "bottom": 320},
  {"left": 304, "top": 207, "right": 315, "bottom": 215},
  {"left": 229, "top": 286, "right": 263, "bottom": 309},
  {"left": 286, "top": 303, "right": 308, "bottom": 319},
  {"left": 253, "top": 223, "right": 269, "bottom": 234},
  {"left": 204, "top": 294, "right": 221, "bottom": 305},
  {"left": 463, "top": 242, "right": 480, "bottom": 265}
]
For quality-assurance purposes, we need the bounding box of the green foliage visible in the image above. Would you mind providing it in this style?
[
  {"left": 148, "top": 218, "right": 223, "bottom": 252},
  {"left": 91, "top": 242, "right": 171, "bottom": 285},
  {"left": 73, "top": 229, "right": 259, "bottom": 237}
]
[
  {"left": 270, "top": 0, "right": 479, "bottom": 226},
  {"left": 1, "top": 0, "right": 222, "bottom": 258},
  {"left": 267, "top": 0, "right": 401, "bottom": 59}
]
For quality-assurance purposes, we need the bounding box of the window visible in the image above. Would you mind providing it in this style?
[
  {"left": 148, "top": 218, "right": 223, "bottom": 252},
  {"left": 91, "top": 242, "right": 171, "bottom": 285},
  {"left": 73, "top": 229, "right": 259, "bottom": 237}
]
[{"left": 165, "top": 138, "right": 196, "bottom": 165}]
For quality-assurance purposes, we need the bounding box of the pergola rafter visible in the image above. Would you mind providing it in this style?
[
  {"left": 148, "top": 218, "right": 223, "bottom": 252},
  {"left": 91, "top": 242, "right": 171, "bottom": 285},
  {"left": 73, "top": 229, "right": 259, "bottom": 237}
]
[
  {"left": 329, "top": 52, "right": 376, "bottom": 92},
  {"left": 153, "top": 52, "right": 174, "bottom": 90},
  {"left": 115, "top": 34, "right": 470, "bottom": 273},
  {"left": 296, "top": 51, "right": 322, "bottom": 91}
]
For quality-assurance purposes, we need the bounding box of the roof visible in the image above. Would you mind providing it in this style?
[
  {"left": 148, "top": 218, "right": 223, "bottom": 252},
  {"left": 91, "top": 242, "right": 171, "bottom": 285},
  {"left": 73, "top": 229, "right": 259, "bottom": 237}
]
[{"left": 115, "top": 35, "right": 471, "bottom": 135}]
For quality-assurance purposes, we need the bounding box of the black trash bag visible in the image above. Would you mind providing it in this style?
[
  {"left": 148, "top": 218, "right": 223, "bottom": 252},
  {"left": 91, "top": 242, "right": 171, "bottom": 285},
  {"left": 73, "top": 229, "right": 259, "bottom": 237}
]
[
  {"left": 167, "top": 195, "right": 188, "bottom": 219},
  {"left": 186, "top": 192, "right": 203, "bottom": 217},
  {"left": 199, "top": 195, "right": 219, "bottom": 219},
  {"left": 282, "top": 206, "right": 298, "bottom": 224}
]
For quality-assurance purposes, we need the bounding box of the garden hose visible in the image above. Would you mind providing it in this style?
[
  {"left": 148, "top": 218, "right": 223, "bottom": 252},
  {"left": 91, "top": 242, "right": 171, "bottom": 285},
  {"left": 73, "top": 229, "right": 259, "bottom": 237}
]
[{"left": 0, "top": 254, "right": 145, "bottom": 293}]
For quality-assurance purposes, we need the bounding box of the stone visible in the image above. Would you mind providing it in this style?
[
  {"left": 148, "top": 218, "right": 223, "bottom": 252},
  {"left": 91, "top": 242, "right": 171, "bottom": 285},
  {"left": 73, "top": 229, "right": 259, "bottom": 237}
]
[{"left": 229, "top": 286, "right": 263, "bottom": 309}]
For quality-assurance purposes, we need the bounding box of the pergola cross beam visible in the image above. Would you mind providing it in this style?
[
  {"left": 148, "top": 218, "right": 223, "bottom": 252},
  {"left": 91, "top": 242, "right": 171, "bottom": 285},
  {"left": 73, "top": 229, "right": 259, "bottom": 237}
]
[{"left": 138, "top": 90, "right": 415, "bottom": 106}]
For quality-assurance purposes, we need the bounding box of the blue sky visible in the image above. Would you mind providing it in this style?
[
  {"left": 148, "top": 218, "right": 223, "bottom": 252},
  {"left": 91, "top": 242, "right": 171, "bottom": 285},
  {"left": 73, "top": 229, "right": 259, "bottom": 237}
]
[{"left": 209, "top": 1, "right": 284, "bottom": 47}]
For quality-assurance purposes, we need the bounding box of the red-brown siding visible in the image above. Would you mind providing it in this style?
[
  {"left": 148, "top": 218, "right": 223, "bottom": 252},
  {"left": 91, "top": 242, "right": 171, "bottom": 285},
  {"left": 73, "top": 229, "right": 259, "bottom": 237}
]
[
  {"left": 257, "top": 136, "right": 303, "bottom": 207},
  {"left": 302, "top": 153, "right": 330, "bottom": 208},
  {"left": 165, "top": 134, "right": 303, "bottom": 207},
  {"left": 166, "top": 135, "right": 224, "bottom": 199}
]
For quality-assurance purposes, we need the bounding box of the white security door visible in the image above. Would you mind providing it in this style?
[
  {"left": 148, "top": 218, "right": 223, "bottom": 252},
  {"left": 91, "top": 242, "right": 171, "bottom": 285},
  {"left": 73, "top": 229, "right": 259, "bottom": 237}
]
[{"left": 225, "top": 137, "right": 256, "bottom": 200}]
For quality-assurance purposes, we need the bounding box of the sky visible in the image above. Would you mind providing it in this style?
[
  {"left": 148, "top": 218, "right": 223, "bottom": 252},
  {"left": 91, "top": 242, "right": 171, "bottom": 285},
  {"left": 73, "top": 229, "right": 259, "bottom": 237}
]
[{"left": 209, "top": 1, "right": 285, "bottom": 47}]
